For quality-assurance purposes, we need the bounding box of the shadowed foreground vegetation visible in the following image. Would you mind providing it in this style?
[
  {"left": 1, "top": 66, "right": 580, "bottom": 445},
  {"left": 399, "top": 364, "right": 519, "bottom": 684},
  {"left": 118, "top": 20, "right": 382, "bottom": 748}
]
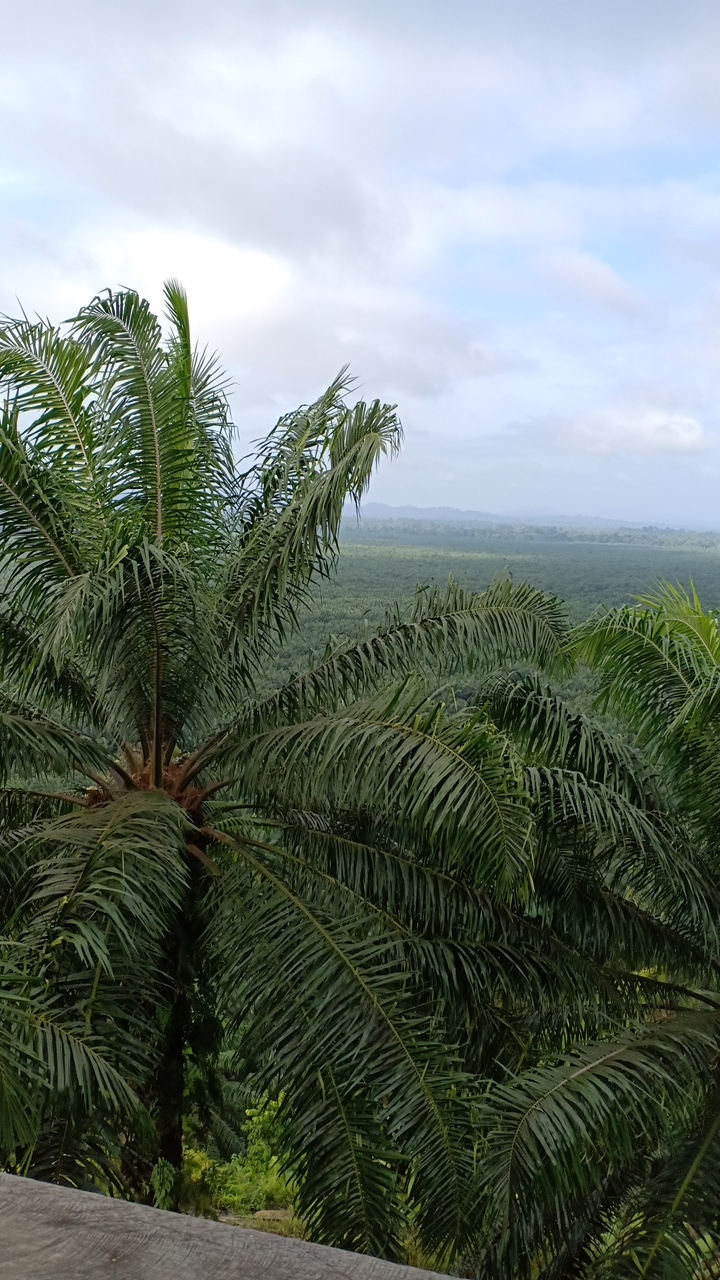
[{"left": 1, "top": 286, "right": 720, "bottom": 1277}]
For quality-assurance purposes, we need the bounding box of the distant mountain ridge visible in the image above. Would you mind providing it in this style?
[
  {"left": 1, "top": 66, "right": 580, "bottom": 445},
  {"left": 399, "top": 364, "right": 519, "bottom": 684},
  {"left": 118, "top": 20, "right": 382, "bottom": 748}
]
[{"left": 357, "top": 503, "right": 659, "bottom": 531}]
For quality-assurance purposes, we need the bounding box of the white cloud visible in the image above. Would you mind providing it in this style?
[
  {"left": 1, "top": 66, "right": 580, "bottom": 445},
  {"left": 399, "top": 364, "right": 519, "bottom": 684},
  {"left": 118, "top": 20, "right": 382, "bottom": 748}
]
[
  {"left": 556, "top": 408, "right": 707, "bottom": 455},
  {"left": 543, "top": 250, "right": 645, "bottom": 315},
  {"left": 1, "top": 1, "right": 720, "bottom": 519},
  {"left": 91, "top": 229, "right": 294, "bottom": 328}
]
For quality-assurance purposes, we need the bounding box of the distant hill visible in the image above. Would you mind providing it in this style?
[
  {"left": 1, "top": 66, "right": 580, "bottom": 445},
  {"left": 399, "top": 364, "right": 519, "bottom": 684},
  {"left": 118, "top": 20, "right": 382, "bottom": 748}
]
[{"left": 357, "top": 503, "right": 658, "bottom": 532}]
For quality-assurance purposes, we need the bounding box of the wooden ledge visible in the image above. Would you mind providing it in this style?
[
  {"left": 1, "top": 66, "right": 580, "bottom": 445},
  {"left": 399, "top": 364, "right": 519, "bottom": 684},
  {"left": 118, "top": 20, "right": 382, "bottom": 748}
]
[{"left": 0, "top": 1174, "right": 453, "bottom": 1279}]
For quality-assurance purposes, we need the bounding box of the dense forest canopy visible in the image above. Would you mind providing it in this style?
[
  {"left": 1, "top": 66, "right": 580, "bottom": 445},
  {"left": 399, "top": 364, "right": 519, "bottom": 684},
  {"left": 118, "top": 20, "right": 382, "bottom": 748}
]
[{"left": 268, "top": 519, "right": 720, "bottom": 692}]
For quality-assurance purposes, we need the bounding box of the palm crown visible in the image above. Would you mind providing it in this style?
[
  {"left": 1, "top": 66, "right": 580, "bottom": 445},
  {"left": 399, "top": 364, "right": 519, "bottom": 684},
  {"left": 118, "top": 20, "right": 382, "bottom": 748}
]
[{"left": 0, "top": 282, "right": 573, "bottom": 1260}]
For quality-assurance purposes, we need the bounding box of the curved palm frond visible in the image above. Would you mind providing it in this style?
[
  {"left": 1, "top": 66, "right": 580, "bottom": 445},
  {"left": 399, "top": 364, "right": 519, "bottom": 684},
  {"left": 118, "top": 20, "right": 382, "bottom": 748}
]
[
  {"left": 210, "top": 682, "right": 535, "bottom": 896},
  {"left": 474, "top": 1015, "right": 720, "bottom": 1278},
  {"left": 207, "top": 831, "right": 473, "bottom": 1255}
]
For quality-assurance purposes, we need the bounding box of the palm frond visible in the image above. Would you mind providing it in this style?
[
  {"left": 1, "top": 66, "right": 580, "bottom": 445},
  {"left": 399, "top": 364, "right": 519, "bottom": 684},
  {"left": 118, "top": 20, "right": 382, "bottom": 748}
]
[
  {"left": 475, "top": 1015, "right": 720, "bottom": 1276},
  {"left": 211, "top": 684, "right": 535, "bottom": 896},
  {"left": 0, "top": 398, "right": 80, "bottom": 608},
  {"left": 0, "top": 695, "right": 109, "bottom": 784},
  {"left": 225, "top": 579, "right": 570, "bottom": 745},
  {"left": 220, "top": 386, "right": 402, "bottom": 669},
  {"left": 208, "top": 831, "right": 474, "bottom": 1254},
  {"left": 284, "top": 1068, "right": 407, "bottom": 1259}
]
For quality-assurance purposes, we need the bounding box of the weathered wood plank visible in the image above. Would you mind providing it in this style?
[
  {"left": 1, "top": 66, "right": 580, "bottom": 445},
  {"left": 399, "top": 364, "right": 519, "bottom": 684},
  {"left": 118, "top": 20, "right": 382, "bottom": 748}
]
[{"left": 0, "top": 1174, "right": 453, "bottom": 1279}]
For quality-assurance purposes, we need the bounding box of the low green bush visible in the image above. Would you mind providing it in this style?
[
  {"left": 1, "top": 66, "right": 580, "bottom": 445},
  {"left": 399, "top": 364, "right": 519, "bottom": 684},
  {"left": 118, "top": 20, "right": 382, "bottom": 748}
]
[{"left": 182, "top": 1099, "right": 294, "bottom": 1219}]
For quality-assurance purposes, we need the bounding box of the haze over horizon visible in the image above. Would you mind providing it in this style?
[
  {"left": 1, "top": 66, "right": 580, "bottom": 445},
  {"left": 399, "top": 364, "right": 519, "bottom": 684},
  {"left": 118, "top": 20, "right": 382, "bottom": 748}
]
[
  {"left": 3, "top": 2, "right": 720, "bottom": 524},
  {"left": 354, "top": 503, "right": 719, "bottom": 532}
]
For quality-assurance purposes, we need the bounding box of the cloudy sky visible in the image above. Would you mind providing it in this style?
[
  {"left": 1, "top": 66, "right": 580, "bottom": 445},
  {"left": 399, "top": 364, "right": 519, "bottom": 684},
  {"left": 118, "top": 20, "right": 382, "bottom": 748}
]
[{"left": 3, "top": 1, "right": 720, "bottom": 523}]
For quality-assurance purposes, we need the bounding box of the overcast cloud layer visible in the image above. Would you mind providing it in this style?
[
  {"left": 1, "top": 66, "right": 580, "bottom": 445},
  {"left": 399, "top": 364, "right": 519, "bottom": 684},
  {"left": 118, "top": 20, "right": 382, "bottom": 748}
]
[{"left": 3, "top": 1, "right": 720, "bottom": 523}]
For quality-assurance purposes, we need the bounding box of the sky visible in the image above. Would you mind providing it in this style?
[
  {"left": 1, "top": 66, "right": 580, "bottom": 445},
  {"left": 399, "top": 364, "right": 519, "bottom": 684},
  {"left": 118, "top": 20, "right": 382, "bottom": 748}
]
[{"left": 3, "top": 2, "right": 720, "bottom": 524}]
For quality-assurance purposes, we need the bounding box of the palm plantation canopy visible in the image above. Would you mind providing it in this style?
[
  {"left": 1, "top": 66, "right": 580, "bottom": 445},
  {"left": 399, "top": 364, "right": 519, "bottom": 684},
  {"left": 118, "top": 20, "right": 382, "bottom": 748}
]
[{"left": 1, "top": 285, "right": 720, "bottom": 1276}]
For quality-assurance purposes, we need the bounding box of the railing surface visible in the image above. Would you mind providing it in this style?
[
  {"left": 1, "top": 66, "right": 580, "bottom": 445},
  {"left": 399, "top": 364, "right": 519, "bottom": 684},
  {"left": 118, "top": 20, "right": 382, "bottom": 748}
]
[{"left": 0, "top": 1173, "right": 453, "bottom": 1279}]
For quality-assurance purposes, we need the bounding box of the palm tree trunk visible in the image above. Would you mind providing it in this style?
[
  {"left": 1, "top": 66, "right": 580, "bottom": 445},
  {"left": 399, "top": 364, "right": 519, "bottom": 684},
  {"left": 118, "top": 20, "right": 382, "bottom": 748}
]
[
  {"left": 156, "top": 989, "right": 187, "bottom": 1192},
  {"left": 153, "top": 857, "right": 207, "bottom": 1210},
  {"left": 153, "top": 874, "right": 197, "bottom": 1208}
]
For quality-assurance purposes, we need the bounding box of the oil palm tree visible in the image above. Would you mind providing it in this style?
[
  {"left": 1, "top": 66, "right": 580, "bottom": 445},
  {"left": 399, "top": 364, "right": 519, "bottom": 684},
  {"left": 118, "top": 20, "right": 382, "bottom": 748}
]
[
  {"left": 469, "top": 587, "right": 720, "bottom": 1279},
  {"left": 0, "top": 282, "right": 572, "bottom": 1260}
]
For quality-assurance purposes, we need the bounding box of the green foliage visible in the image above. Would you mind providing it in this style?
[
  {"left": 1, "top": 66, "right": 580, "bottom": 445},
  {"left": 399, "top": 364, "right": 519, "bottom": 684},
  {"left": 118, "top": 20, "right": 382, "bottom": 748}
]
[
  {"left": 262, "top": 521, "right": 720, "bottom": 692},
  {"left": 151, "top": 1158, "right": 178, "bottom": 1211},
  {"left": 0, "top": 282, "right": 574, "bottom": 1261},
  {"left": 173, "top": 1102, "right": 294, "bottom": 1221},
  {"left": 5, "top": 283, "right": 720, "bottom": 1272},
  {"left": 209, "top": 1100, "right": 293, "bottom": 1218},
  {"left": 464, "top": 586, "right": 720, "bottom": 1279}
]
